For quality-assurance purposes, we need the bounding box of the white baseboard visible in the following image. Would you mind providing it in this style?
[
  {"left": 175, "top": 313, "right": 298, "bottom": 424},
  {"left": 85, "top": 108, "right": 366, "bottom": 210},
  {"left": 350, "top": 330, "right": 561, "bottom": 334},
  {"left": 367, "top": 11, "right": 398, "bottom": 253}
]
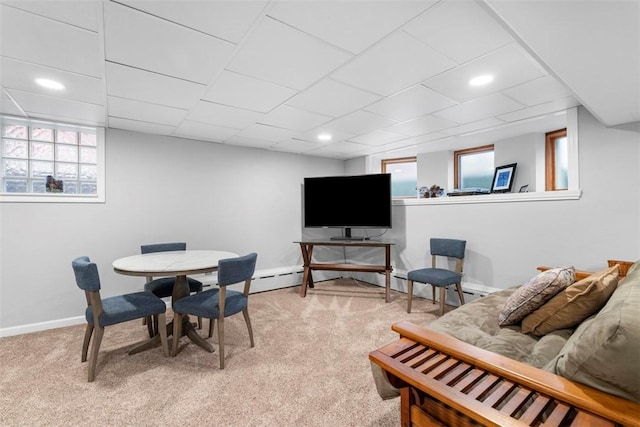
[{"left": 0, "top": 266, "right": 307, "bottom": 337}]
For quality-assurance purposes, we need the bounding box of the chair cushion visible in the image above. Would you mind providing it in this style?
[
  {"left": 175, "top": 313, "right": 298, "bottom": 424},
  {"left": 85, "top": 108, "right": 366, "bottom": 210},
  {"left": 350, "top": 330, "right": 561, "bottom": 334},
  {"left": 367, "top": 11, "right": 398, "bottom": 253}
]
[
  {"left": 408, "top": 267, "right": 461, "bottom": 287},
  {"left": 144, "top": 277, "right": 203, "bottom": 298},
  {"left": 522, "top": 265, "right": 619, "bottom": 335},
  {"left": 498, "top": 266, "right": 575, "bottom": 326},
  {"left": 172, "top": 288, "right": 247, "bottom": 319},
  {"left": 86, "top": 292, "right": 166, "bottom": 326}
]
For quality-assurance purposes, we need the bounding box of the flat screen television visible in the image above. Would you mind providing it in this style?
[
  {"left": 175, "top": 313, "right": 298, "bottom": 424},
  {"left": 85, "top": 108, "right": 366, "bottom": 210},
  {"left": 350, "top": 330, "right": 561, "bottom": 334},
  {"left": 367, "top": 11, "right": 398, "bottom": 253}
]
[{"left": 303, "top": 173, "right": 392, "bottom": 240}]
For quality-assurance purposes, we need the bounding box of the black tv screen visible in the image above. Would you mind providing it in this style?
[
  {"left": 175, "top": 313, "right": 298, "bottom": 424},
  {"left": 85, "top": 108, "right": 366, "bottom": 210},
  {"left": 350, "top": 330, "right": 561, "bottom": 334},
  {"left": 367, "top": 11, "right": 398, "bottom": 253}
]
[{"left": 303, "top": 174, "right": 392, "bottom": 231}]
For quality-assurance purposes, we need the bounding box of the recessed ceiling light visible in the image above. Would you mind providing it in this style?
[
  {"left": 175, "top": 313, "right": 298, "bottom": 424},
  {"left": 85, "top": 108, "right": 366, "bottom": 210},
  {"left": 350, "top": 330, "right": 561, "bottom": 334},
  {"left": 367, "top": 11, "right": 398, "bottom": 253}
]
[
  {"left": 317, "top": 133, "right": 332, "bottom": 142},
  {"left": 469, "top": 74, "right": 494, "bottom": 86},
  {"left": 35, "top": 78, "right": 65, "bottom": 90}
]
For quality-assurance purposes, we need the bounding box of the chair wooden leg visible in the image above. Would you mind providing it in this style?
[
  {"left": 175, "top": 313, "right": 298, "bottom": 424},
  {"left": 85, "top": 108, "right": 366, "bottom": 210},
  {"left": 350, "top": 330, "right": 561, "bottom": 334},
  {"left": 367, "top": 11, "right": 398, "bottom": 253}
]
[
  {"left": 198, "top": 316, "right": 202, "bottom": 330},
  {"left": 407, "top": 280, "right": 414, "bottom": 313},
  {"left": 145, "top": 316, "right": 154, "bottom": 338},
  {"left": 217, "top": 317, "right": 225, "bottom": 369},
  {"left": 81, "top": 323, "right": 93, "bottom": 362},
  {"left": 171, "top": 314, "right": 183, "bottom": 357},
  {"left": 431, "top": 285, "right": 436, "bottom": 304},
  {"left": 439, "top": 287, "right": 446, "bottom": 315},
  {"left": 242, "top": 309, "right": 255, "bottom": 347},
  {"left": 208, "top": 318, "right": 214, "bottom": 338},
  {"left": 455, "top": 283, "right": 465, "bottom": 306},
  {"left": 87, "top": 325, "right": 104, "bottom": 382},
  {"left": 157, "top": 312, "right": 169, "bottom": 357}
]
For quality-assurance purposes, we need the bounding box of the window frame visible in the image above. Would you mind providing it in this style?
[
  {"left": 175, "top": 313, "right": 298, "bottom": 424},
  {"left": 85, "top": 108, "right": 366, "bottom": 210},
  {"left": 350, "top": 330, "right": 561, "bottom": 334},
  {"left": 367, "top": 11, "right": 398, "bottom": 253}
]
[
  {"left": 1, "top": 116, "right": 105, "bottom": 203},
  {"left": 545, "top": 128, "right": 568, "bottom": 191},
  {"left": 381, "top": 156, "right": 417, "bottom": 199},
  {"left": 453, "top": 144, "right": 494, "bottom": 189}
]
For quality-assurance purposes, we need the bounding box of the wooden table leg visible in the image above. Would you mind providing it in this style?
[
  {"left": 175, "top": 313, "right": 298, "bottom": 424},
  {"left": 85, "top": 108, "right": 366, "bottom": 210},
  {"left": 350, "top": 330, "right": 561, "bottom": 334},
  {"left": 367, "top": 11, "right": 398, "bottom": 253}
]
[
  {"left": 385, "top": 244, "right": 392, "bottom": 303},
  {"left": 299, "top": 243, "right": 315, "bottom": 297}
]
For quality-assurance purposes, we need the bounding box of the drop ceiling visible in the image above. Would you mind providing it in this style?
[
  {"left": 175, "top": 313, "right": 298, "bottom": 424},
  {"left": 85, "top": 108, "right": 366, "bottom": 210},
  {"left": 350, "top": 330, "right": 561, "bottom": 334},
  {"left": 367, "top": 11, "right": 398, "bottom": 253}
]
[{"left": 1, "top": 0, "right": 638, "bottom": 160}]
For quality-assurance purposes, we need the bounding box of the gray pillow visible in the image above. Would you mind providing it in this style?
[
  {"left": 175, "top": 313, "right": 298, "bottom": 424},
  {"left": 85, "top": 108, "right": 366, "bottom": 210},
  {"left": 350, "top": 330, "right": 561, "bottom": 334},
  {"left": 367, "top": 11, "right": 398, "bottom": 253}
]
[{"left": 498, "top": 266, "right": 575, "bottom": 326}]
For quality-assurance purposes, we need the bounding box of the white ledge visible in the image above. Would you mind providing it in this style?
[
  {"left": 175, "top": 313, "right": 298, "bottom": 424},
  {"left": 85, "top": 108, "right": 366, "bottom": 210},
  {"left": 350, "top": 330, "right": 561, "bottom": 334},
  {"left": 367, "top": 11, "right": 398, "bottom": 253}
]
[{"left": 394, "top": 190, "right": 582, "bottom": 206}]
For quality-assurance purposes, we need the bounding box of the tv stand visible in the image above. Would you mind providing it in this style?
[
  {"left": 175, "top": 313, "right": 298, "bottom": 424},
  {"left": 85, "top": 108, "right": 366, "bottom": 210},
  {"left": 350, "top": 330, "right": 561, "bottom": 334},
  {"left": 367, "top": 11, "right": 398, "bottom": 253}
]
[{"left": 294, "top": 239, "right": 395, "bottom": 302}]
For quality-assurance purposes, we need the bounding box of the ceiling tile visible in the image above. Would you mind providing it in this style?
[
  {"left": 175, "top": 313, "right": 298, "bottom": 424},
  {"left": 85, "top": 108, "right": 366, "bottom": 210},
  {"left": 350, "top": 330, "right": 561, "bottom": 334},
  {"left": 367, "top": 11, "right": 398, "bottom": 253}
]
[
  {"left": 1, "top": 57, "right": 103, "bottom": 105},
  {"left": 235, "top": 123, "right": 300, "bottom": 142},
  {"left": 440, "top": 117, "right": 506, "bottom": 136},
  {"left": 2, "top": 1, "right": 100, "bottom": 31},
  {"left": 298, "top": 127, "right": 356, "bottom": 144},
  {"left": 348, "top": 129, "right": 406, "bottom": 146},
  {"left": 257, "top": 105, "right": 332, "bottom": 132},
  {"left": 503, "top": 75, "right": 574, "bottom": 107},
  {"left": 388, "top": 114, "right": 459, "bottom": 137},
  {"left": 326, "top": 110, "right": 397, "bottom": 135},
  {"left": 423, "top": 43, "right": 547, "bottom": 103},
  {"left": 119, "top": 0, "right": 267, "bottom": 43},
  {"left": 108, "top": 96, "right": 188, "bottom": 127},
  {"left": 286, "top": 79, "right": 380, "bottom": 117},
  {"left": 305, "top": 140, "right": 368, "bottom": 157},
  {"left": 225, "top": 135, "right": 275, "bottom": 149},
  {"left": 174, "top": 120, "right": 239, "bottom": 142},
  {"left": 7, "top": 89, "right": 105, "bottom": 125},
  {"left": 0, "top": 90, "right": 25, "bottom": 116},
  {"left": 270, "top": 138, "right": 323, "bottom": 154},
  {"left": 109, "top": 116, "right": 175, "bottom": 135},
  {"left": 331, "top": 31, "right": 456, "bottom": 96},
  {"left": 0, "top": 4, "right": 102, "bottom": 77},
  {"left": 365, "top": 85, "right": 457, "bottom": 121},
  {"left": 226, "top": 17, "right": 352, "bottom": 90},
  {"left": 434, "top": 93, "right": 524, "bottom": 124},
  {"left": 497, "top": 97, "right": 579, "bottom": 123},
  {"left": 403, "top": 0, "right": 513, "bottom": 64},
  {"left": 268, "top": 0, "right": 436, "bottom": 54},
  {"left": 187, "top": 101, "right": 263, "bottom": 130},
  {"left": 105, "top": 62, "right": 205, "bottom": 109},
  {"left": 104, "top": 1, "right": 236, "bottom": 84},
  {"left": 202, "top": 70, "right": 297, "bottom": 113}
]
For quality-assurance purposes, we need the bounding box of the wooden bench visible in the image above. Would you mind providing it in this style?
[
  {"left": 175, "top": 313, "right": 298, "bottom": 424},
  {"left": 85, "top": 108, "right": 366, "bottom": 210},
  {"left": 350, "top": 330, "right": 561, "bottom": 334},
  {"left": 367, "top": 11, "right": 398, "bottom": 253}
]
[{"left": 370, "top": 321, "right": 640, "bottom": 426}]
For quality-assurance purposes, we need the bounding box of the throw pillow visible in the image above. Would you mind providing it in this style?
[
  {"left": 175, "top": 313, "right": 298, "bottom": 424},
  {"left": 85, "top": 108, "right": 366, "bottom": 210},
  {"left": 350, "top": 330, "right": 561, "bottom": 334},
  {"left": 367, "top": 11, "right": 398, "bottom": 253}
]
[
  {"left": 522, "top": 265, "right": 619, "bottom": 335},
  {"left": 498, "top": 266, "right": 575, "bottom": 326}
]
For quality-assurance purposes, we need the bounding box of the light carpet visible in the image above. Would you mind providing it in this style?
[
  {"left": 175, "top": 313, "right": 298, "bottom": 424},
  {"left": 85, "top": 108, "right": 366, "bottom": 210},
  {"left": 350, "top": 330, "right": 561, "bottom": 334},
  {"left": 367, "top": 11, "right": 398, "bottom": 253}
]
[{"left": 0, "top": 279, "right": 442, "bottom": 427}]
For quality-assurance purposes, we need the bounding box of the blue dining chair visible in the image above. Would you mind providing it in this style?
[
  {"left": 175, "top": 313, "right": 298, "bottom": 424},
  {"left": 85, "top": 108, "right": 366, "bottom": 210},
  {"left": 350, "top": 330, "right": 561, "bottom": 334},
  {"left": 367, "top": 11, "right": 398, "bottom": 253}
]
[
  {"left": 407, "top": 238, "right": 466, "bottom": 315},
  {"left": 72, "top": 256, "right": 169, "bottom": 382},
  {"left": 171, "top": 253, "right": 257, "bottom": 369},
  {"left": 141, "top": 242, "right": 204, "bottom": 336}
]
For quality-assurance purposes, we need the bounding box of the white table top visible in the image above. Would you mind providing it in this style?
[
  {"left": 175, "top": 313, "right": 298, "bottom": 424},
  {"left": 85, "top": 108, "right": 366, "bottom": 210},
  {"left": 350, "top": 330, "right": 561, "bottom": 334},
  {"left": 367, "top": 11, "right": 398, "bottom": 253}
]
[{"left": 112, "top": 250, "right": 238, "bottom": 277}]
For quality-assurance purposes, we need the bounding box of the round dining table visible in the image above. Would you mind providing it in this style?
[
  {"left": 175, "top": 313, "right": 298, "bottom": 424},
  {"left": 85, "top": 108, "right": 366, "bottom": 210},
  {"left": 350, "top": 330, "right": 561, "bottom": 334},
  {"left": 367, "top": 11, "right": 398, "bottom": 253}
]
[{"left": 113, "top": 250, "right": 238, "bottom": 354}]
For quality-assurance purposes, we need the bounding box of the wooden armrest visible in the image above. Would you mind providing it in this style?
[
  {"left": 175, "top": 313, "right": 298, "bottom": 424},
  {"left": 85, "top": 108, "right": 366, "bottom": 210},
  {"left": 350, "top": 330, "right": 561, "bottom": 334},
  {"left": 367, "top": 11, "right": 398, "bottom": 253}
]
[
  {"left": 370, "top": 321, "right": 640, "bottom": 426},
  {"left": 538, "top": 260, "right": 634, "bottom": 281}
]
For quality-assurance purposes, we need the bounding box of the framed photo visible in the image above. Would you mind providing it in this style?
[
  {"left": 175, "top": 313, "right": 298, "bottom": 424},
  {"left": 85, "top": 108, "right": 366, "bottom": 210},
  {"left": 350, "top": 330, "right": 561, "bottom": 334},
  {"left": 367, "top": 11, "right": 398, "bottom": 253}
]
[
  {"left": 519, "top": 184, "right": 529, "bottom": 193},
  {"left": 490, "top": 163, "right": 517, "bottom": 193}
]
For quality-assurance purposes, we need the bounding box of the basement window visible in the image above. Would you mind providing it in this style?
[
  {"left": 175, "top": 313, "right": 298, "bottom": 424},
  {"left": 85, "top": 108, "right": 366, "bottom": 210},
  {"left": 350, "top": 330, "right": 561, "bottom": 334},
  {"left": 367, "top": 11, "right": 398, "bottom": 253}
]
[{"left": 0, "top": 115, "right": 105, "bottom": 203}]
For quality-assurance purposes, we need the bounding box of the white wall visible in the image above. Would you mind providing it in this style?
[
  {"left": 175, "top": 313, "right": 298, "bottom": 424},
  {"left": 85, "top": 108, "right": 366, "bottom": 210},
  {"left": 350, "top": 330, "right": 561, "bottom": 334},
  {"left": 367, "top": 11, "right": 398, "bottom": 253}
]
[
  {"left": 0, "top": 129, "right": 344, "bottom": 333},
  {"left": 1, "top": 108, "right": 638, "bottom": 334},
  {"left": 348, "top": 107, "right": 640, "bottom": 300}
]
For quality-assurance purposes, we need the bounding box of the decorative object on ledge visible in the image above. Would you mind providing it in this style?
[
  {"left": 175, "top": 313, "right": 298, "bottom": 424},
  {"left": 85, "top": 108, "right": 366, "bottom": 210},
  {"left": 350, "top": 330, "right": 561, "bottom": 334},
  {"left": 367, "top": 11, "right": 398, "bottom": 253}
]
[
  {"left": 519, "top": 184, "right": 529, "bottom": 193},
  {"left": 46, "top": 175, "right": 63, "bottom": 193},
  {"left": 447, "top": 188, "right": 490, "bottom": 196},
  {"left": 491, "top": 163, "right": 517, "bottom": 193}
]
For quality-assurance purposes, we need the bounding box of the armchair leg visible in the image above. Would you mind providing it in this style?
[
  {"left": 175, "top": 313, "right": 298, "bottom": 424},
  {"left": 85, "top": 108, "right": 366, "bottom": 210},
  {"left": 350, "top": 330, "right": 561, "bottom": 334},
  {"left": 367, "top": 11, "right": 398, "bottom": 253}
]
[
  {"left": 208, "top": 318, "right": 214, "bottom": 338},
  {"left": 81, "top": 323, "right": 93, "bottom": 362},
  {"left": 455, "top": 283, "right": 465, "bottom": 306},
  {"left": 87, "top": 325, "right": 104, "bottom": 382},
  {"left": 157, "top": 313, "right": 169, "bottom": 357},
  {"left": 145, "top": 316, "right": 154, "bottom": 338},
  {"left": 218, "top": 317, "right": 225, "bottom": 370},
  {"left": 407, "top": 280, "right": 414, "bottom": 313},
  {"left": 439, "top": 287, "right": 446, "bottom": 315},
  {"left": 242, "top": 309, "right": 255, "bottom": 347}
]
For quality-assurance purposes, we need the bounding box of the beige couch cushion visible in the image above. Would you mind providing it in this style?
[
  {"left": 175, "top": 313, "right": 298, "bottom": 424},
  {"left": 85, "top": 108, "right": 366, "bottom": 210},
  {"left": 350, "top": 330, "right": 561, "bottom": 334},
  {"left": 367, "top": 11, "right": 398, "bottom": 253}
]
[
  {"left": 522, "top": 265, "right": 619, "bottom": 336},
  {"left": 547, "top": 260, "right": 640, "bottom": 402},
  {"left": 428, "top": 288, "right": 573, "bottom": 369},
  {"left": 498, "top": 266, "right": 575, "bottom": 326}
]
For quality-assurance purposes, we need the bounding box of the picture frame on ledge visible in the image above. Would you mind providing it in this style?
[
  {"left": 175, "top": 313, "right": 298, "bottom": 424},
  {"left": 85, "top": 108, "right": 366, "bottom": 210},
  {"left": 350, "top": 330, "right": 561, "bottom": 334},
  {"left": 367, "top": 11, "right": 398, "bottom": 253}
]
[{"left": 491, "top": 163, "right": 517, "bottom": 193}]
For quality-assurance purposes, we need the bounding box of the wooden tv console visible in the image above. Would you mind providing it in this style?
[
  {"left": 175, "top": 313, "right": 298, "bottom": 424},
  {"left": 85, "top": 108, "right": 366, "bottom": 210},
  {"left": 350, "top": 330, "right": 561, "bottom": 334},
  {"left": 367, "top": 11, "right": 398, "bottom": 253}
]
[{"left": 295, "top": 239, "right": 394, "bottom": 302}]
